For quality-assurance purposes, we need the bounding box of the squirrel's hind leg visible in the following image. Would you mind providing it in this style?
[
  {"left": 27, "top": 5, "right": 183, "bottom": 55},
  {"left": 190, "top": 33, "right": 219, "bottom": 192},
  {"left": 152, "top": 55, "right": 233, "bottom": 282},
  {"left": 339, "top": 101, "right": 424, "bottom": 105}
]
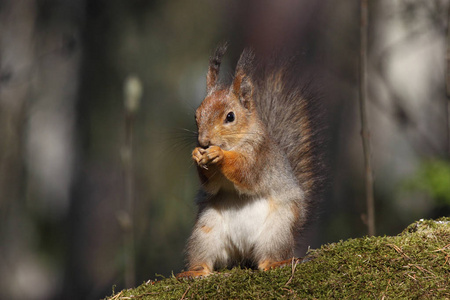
[
  {"left": 253, "top": 200, "right": 297, "bottom": 271},
  {"left": 258, "top": 257, "right": 299, "bottom": 271},
  {"left": 179, "top": 209, "right": 229, "bottom": 279},
  {"left": 176, "top": 264, "right": 212, "bottom": 279}
]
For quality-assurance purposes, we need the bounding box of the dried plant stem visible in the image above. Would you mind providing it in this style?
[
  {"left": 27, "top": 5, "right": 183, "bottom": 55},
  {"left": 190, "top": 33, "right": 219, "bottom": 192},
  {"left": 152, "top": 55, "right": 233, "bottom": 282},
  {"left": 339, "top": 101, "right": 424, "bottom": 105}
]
[
  {"left": 359, "top": 0, "right": 376, "bottom": 236},
  {"left": 123, "top": 111, "right": 136, "bottom": 288},
  {"left": 121, "top": 76, "right": 142, "bottom": 288}
]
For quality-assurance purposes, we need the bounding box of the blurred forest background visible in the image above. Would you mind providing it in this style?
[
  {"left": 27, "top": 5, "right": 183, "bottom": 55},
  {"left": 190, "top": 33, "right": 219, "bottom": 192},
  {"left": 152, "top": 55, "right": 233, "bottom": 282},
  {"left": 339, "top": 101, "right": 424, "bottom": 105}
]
[{"left": 1, "top": 0, "right": 450, "bottom": 299}]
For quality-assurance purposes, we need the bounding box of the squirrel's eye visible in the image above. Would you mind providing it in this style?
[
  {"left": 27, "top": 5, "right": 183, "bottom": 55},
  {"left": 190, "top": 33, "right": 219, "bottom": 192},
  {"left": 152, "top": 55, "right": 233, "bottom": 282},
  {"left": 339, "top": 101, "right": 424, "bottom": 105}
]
[{"left": 225, "top": 112, "right": 235, "bottom": 123}]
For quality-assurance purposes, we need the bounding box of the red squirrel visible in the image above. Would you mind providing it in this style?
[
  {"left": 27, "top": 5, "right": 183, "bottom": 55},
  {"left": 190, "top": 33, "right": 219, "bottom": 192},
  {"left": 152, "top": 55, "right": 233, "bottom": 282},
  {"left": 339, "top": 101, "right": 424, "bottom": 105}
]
[{"left": 177, "top": 44, "right": 324, "bottom": 278}]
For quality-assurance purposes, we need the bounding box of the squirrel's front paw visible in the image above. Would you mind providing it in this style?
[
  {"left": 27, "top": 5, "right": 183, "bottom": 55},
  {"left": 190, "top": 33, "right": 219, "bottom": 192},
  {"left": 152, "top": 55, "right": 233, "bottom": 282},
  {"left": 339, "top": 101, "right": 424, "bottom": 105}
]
[
  {"left": 192, "top": 146, "right": 223, "bottom": 169},
  {"left": 204, "top": 146, "right": 224, "bottom": 165},
  {"left": 192, "top": 147, "right": 205, "bottom": 166}
]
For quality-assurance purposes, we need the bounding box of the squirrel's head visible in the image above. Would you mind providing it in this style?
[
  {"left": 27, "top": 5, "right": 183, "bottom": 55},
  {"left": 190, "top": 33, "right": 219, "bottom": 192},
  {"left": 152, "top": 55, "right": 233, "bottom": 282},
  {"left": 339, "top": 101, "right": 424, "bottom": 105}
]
[{"left": 195, "top": 45, "right": 259, "bottom": 151}]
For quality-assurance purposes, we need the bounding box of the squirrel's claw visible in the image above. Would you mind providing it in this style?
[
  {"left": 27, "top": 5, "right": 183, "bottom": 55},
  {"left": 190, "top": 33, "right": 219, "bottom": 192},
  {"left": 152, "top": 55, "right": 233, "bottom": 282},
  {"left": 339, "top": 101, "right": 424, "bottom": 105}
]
[{"left": 192, "top": 147, "right": 204, "bottom": 166}]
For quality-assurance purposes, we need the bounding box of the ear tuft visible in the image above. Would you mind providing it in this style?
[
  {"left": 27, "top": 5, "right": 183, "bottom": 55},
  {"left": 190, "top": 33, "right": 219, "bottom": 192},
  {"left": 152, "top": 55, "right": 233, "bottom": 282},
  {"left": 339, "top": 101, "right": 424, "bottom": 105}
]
[
  {"left": 206, "top": 42, "right": 229, "bottom": 93},
  {"left": 235, "top": 48, "right": 255, "bottom": 74},
  {"left": 231, "top": 48, "right": 255, "bottom": 110}
]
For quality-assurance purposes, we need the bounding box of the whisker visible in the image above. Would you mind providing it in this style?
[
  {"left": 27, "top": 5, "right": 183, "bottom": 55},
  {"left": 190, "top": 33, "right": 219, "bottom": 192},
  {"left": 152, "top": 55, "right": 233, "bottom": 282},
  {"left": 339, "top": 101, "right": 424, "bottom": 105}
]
[{"left": 178, "top": 128, "right": 198, "bottom": 135}]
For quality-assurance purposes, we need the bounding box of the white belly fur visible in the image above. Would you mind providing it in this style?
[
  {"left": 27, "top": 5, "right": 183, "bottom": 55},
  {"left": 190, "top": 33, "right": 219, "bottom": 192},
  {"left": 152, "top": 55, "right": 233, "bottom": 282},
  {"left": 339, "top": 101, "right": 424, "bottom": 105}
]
[
  {"left": 199, "top": 193, "right": 294, "bottom": 266},
  {"left": 222, "top": 196, "right": 269, "bottom": 252}
]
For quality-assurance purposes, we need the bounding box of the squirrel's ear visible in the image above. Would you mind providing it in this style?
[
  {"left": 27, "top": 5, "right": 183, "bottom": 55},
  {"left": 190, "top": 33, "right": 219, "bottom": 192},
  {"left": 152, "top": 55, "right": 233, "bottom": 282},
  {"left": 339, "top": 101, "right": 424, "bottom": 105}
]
[
  {"left": 232, "top": 71, "right": 254, "bottom": 110},
  {"left": 207, "top": 42, "right": 228, "bottom": 94},
  {"left": 231, "top": 48, "right": 255, "bottom": 110}
]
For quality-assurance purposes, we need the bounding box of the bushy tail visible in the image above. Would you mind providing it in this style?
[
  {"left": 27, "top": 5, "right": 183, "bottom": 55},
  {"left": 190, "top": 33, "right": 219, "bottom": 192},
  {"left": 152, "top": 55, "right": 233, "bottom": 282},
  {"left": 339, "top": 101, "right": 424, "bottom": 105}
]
[{"left": 251, "top": 55, "right": 326, "bottom": 216}]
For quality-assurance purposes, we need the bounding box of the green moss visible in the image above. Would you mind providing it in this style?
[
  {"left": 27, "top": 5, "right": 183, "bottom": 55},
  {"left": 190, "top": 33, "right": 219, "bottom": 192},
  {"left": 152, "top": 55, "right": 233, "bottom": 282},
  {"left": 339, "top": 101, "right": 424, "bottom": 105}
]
[{"left": 106, "top": 218, "right": 450, "bottom": 299}]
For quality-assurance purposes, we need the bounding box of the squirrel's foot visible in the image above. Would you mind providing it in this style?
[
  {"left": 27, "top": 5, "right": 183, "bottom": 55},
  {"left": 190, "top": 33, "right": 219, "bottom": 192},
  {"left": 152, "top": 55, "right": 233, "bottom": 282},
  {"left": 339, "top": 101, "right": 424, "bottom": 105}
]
[
  {"left": 176, "top": 264, "right": 212, "bottom": 279},
  {"left": 258, "top": 258, "right": 299, "bottom": 271}
]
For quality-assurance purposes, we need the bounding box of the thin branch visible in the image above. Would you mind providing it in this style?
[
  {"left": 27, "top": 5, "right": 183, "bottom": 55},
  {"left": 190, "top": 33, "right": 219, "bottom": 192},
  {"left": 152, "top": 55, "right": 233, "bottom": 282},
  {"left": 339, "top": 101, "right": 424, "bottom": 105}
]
[
  {"left": 359, "top": 0, "right": 376, "bottom": 236},
  {"left": 446, "top": 3, "right": 450, "bottom": 157},
  {"left": 120, "top": 75, "right": 143, "bottom": 288}
]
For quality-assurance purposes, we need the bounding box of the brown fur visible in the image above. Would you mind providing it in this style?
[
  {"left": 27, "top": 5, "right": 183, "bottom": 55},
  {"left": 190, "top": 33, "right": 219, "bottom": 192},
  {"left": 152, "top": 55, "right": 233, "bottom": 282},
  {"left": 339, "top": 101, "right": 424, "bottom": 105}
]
[{"left": 178, "top": 45, "right": 324, "bottom": 279}]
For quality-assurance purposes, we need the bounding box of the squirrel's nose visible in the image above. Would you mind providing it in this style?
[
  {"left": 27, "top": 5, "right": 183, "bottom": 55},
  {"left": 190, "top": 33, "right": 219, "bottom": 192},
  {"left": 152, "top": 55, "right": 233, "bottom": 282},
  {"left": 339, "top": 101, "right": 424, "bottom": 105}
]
[{"left": 198, "top": 133, "right": 210, "bottom": 149}]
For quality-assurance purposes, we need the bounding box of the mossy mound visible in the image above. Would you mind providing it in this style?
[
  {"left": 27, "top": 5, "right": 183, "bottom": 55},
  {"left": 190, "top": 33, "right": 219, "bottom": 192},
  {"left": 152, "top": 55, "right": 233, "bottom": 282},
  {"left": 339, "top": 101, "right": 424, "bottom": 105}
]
[{"left": 106, "top": 218, "right": 450, "bottom": 299}]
